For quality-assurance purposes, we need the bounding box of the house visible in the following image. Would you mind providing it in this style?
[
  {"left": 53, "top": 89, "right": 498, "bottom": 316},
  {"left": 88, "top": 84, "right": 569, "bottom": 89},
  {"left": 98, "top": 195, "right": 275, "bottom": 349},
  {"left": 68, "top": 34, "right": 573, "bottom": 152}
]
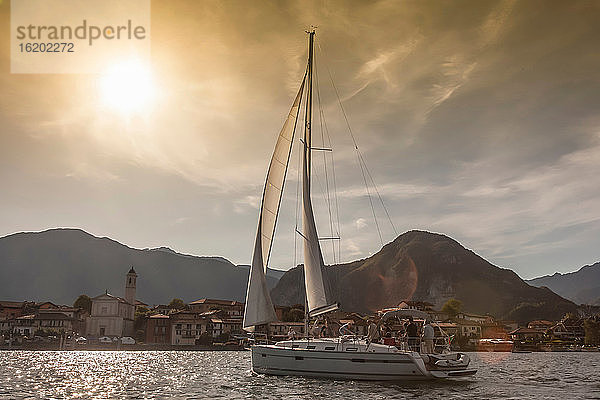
[
  {"left": 151, "top": 304, "right": 176, "bottom": 316},
  {"left": 14, "top": 314, "right": 36, "bottom": 337},
  {"left": 547, "top": 317, "right": 585, "bottom": 343},
  {"left": 38, "top": 305, "right": 87, "bottom": 334},
  {"left": 435, "top": 322, "right": 459, "bottom": 338},
  {"left": 0, "top": 301, "right": 26, "bottom": 320},
  {"left": 221, "top": 319, "right": 243, "bottom": 336},
  {"left": 456, "top": 312, "right": 489, "bottom": 324},
  {"left": 397, "top": 301, "right": 435, "bottom": 311},
  {"left": 188, "top": 299, "right": 244, "bottom": 318},
  {"left": 528, "top": 320, "right": 555, "bottom": 331},
  {"left": 481, "top": 320, "right": 510, "bottom": 339},
  {"left": 455, "top": 319, "right": 482, "bottom": 340},
  {"left": 0, "top": 318, "right": 13, "bottom": 334},
  {"left": 169, "top": 311, "right": 210, "bottom": 345},
  {"left": 210, "top": 319, "right": 224, "bottom": 338},
  {"left": 86, "top": 268, "right": 138, "bottom": 337},
  {"left": 508, "top": 327, "right": 545, "bottom": 341},
  {"left": 134, "top": 300, "right": 149, "bottom": 312},
  {"left": 32, "top": 312, "right": 76, "bottom": 335},
  {"left": 377, "top": 301, "right": 433, "bottom": 317},
  {"left": 145, "top": 314, "right": 171, "bottom": 344}
]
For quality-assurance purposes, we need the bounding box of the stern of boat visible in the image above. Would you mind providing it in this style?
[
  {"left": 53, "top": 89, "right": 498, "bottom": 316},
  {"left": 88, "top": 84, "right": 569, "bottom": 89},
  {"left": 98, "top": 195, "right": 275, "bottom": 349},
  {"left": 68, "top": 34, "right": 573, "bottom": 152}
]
[{"left": 421, "top": 352, "right": 477, "bottom": 379}]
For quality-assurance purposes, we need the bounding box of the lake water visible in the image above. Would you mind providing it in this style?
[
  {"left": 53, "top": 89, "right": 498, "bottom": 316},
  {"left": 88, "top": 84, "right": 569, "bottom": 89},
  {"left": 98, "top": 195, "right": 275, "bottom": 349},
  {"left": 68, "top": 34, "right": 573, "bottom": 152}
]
[{"left": 0, "top": 351, "right": 599, "bottom": 399}]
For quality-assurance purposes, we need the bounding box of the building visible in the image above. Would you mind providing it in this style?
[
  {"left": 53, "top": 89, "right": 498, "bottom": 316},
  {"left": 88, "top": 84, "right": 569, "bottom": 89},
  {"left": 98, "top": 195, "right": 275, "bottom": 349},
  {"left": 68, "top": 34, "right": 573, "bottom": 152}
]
[
  {"left": 508, "top": 327, "right": 545, "bottom": 341},
  {"left": 151, "top": 304, "right": 176, "bottom": 316},
  {"left": 528, "top": 320, "right": 555, "bottom": 331},
  {"left": 188, "top": 299, "right": 244, "bottom": 318},
  {"left": 481, "top": 320, "right": 510, "bottom": 339},
  {"left": 0, "top": 301, "right": 26, "bottom": 320},
  {"left": 145, "top": 314, "right": 171, "bottom": 344},
  {"left": 455, "top": 319, "right": 482, "bottom": 340},
  {"left": 456, "top": 312, "right": 489, "bottom": 324},
  {"left": 547, "top": 317, "right": 585, "bottom": 343},
  {"left": 37, "top": 303, "right": 87, "bottom": 334},
  {"left": 170, "top": 311, "right": 210, "bottom": 345},
  {"left": 397, "top": 301, "right": 435, "bottom": 311},
  {"left": 86, "top": 268, "right": 137, "bottom": 337}
]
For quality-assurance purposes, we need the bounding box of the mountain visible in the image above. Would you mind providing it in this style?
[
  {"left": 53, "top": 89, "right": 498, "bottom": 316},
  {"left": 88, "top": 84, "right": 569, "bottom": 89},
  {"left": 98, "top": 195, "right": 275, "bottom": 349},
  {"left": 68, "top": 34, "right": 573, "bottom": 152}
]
[
  {"left": 271, "top": 230, "right": 577, "bottom": 322},
  {"left": 0, "top": 228, "right": 282, "bottom": 305},
  {"left": 527, "top": 262, "right": 600, "bottom": 305}
]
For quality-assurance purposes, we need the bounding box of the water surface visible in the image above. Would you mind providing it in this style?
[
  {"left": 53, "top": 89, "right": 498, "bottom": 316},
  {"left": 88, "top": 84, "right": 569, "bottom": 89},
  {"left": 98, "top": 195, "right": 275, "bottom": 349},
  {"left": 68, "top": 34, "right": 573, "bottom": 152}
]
[{"left": 0, "top": 351, "right": 598, "bottom": 399}]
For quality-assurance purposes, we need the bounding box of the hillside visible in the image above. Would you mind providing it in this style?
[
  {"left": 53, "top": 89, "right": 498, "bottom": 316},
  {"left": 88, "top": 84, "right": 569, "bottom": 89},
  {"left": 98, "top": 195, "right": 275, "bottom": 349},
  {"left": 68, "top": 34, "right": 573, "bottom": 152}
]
[
  {"left": 0, "top": 228, "right": 281, "bottom": 305},
  {"left": 527, "top": 262, "right": 600, "bottom": 305},
  {"left": 271, "top": 230, "right": 577, "bottom": 322}
]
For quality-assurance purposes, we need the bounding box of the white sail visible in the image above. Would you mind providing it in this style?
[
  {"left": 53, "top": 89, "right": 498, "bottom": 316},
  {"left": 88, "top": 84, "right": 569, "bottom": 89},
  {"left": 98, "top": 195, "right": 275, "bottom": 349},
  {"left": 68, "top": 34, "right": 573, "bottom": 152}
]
[
  {"left": 243, "top": 77, "right": 306, "bottom": 329},
  {"left": 301, "top": 142, "right": 331, "bottom": 315},
  {"left": 301, "top": 32, "right": 338, "bottom": 317}
]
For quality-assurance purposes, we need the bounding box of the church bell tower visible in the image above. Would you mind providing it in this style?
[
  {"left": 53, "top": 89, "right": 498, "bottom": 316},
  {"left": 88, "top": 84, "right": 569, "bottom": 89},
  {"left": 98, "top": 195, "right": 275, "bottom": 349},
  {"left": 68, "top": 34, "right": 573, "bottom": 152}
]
[{"left": 125, "top": 267, "right": 137, "bottom": 305}]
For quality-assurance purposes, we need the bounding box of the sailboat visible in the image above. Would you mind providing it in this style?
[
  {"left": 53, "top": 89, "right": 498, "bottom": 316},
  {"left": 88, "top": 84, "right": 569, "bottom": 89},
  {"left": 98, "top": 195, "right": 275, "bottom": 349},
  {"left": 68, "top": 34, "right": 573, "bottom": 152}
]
[{"left": 243, "top": 30, "right": 476, "bottom": 380}]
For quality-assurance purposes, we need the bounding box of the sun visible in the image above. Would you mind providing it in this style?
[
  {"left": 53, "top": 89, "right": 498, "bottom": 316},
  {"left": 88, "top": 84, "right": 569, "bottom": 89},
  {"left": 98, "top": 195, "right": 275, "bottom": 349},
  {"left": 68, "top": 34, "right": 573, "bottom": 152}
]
[{"left": 99, "top": 60, "right": 156, "bottom": 113}]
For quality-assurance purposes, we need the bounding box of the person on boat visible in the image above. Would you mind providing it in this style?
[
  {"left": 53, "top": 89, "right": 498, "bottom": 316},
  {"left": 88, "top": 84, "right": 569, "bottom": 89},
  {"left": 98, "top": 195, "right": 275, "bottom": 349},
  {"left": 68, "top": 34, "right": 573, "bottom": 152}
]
[
  {"left": 397, "top": 322, "right": 406, "bottom": 338},
  {"left": 311, "top": 320, "right": 321, "bottom": 338},
  {"left": 423, "top": 320, "right": 435, "bottom": 354},
  {"left": 367, "top": 319, "right": 379, "bottom": 343},
  {"left": 406, "top": 316, "right": 419, "bottom": 352},
  {"left": 287, "top": 327, "right": 297, "bottom": 340}
]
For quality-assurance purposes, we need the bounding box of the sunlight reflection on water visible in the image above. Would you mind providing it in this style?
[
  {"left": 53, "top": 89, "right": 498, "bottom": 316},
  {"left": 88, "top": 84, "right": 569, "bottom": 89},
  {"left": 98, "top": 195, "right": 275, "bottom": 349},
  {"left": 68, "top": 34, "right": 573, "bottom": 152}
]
[{"left": 0, "top": 351, "right": 599, "bottom": 399}]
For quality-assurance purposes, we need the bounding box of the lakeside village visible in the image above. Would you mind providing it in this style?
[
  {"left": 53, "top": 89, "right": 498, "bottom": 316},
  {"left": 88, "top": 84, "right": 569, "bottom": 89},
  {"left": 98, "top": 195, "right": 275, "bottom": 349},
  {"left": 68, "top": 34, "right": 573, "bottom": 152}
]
[{"left": 2, "top": 268, "right": 600, "bottom": 352}]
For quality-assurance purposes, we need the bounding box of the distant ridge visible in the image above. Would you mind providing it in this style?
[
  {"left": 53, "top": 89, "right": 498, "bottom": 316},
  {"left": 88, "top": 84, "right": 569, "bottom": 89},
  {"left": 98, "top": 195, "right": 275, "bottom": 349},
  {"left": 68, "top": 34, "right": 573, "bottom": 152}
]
[
  {"left": 271, "top": 230, "right": 577, "bottom": 322},
  {"left": 0, "top": 228, "right": 283, "bottom": 305},
  {"left": 527, "top": 262, "right": 600, "bottom": 305}
]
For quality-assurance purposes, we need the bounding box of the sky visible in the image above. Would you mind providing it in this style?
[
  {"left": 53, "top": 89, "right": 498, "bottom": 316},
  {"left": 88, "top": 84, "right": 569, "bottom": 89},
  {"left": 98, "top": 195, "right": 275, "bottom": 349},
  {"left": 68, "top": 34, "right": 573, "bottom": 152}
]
[{"left": 1, "top": 0, "right": 599, "bottom": 279}]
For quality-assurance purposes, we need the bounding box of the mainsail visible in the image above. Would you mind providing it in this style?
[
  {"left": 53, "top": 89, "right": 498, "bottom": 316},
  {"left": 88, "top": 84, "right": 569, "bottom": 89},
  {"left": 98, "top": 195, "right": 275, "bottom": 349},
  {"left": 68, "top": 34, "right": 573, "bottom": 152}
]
[
  {"left": 243, "top": 77, "right": 306, "bottom": 329},
  {"left": 301, "top": 31, "right": 338, "bottom": 317}
]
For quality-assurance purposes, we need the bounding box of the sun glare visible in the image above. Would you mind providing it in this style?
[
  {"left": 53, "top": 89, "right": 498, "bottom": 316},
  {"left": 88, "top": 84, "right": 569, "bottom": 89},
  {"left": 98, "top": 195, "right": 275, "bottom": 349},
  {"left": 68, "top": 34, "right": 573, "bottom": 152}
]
[{"left": 99, "top": 60, "right": 156, "bottom": 113}]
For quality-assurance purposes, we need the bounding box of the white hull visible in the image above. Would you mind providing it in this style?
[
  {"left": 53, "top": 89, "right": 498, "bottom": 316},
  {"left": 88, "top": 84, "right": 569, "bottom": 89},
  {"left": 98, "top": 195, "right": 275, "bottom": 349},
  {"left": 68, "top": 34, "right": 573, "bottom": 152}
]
[{"left": 251, "top": 339, "right": 476, "bottom": 381}]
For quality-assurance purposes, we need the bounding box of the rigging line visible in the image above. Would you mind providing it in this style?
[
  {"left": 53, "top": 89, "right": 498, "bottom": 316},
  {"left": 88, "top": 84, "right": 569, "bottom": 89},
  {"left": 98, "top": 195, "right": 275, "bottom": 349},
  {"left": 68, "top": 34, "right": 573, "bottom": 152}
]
[
  {"left": 317, "top": 39, "right": 397, "bottom": 241},
  {"left": 357, "top": 150, "right": 384, "bottom": 246},
  {"left": 319, "top": 96, "right": 342, "bottom": 263},
  {"left": 317, "top": 92, "right": 342, "bottom": 262},
  {"left": 314, "top": 50, "right": 337, "bottom": 265},
  {"left": 316, "top": 39, "right": 382, "bottom": 246},
  {"left": 359, "top": 152, "right": 398, "bottom": 236}
]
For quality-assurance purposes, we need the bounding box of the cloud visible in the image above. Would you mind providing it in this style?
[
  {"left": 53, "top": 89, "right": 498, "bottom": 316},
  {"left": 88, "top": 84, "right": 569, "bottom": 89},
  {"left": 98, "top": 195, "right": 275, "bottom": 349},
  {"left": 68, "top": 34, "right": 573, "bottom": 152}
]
[
  {"left": 355, "top": 218, "right": 367, "bottom": 230},
  {"left": 1, "top": 0, "right": 599, "bottom": 278}
]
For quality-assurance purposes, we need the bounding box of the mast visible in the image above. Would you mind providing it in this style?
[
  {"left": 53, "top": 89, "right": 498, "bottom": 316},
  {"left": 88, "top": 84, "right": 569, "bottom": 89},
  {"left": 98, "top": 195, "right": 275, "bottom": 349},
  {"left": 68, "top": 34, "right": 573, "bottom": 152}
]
[
  {"left": 303, "top": 30, "right": 315, "bottom": 338},
  {"left": 301, "top": 30, "right": 339, "bottom": 325},
  {"left": 305, "top": 30, "right": 314, "bottom": 184}
]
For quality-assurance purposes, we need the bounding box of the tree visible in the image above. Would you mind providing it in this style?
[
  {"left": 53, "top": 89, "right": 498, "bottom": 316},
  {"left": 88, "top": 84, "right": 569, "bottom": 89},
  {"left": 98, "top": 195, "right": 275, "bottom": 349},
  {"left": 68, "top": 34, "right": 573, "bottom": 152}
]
[
  {"left": 168, "top": 298, "right": 187, "bottom": 310},
  {"left": 73, "top": 294, "right": 92, "bottom": 314},
  {"left": 441, "top": 298, "right": 463, "bottom": 319},
  {"left": 134, "top": 306, "right": 149, "bottom": 331},
  {"left": 197, "top": 332, "right": 212, "bottom": 346}
]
